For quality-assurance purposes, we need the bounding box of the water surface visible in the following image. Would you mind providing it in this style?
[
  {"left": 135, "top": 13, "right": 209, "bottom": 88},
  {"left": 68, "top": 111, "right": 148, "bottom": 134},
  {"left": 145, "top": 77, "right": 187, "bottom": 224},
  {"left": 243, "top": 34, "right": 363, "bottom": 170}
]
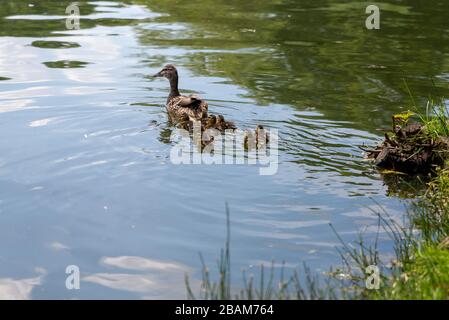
[{"left": 1, "top": 0, "right": 449, "bottom": 299}]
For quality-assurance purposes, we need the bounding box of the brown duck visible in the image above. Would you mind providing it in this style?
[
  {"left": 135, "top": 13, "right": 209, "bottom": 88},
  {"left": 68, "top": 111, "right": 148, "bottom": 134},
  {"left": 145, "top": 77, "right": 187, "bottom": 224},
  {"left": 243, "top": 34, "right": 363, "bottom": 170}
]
[
  {"left": 216, "top": 115, "right": 237, "bottom": 131},
  {"left": 153, "top": 64, "right": 208, "bottom": 121},
  {"left": 244, "top": 125, "right": 270, "bottom": 149},
  {"left": 205, "top": 115, "right": 217, "bottom": 129}
]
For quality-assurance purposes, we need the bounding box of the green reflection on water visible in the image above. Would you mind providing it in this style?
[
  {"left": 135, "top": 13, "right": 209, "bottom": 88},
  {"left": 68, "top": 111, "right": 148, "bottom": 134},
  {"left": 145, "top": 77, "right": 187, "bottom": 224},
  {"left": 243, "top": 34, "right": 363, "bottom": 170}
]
[
  {"left": 43, "top": 60, "right": 90, "bottom": 68},
  {"left": 31, "top": 40, "right": 81, "bottom": 49},
  {"left": 132, "top": 0, "right": 449, "bottom": 133},
  {"left": 1, "top": 0, "right": 449, "bottom": 170}
]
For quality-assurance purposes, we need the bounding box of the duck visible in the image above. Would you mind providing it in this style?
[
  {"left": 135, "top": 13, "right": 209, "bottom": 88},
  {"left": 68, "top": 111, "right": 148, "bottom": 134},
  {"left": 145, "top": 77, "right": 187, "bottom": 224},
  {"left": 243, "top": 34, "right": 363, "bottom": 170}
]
[
  {"left": 224, "top": 116, "right": 237, "bottom": 131},
  {"left": 215, "top": 115, "right": 225, "bottom": 131},
  {"left": 153, "top": 64, "right": 208, "bottom": 121},
  {"left": 255, "top": 125, "right": 270, "bottom": 144},
  {"left": 243, "top": 129, "right": 256, "bottom": 150},
  {"left": 178, "top": 113, "right": 192, "bottom": 131},
  {"left": 244, "top": 125, "right": 270, "bottom": 150},
  {"left": 216, "top": 114, "right": 237, "bottom": 131},
  {"left": 205, "top": 115, "right": 217, "bottom": 129}
]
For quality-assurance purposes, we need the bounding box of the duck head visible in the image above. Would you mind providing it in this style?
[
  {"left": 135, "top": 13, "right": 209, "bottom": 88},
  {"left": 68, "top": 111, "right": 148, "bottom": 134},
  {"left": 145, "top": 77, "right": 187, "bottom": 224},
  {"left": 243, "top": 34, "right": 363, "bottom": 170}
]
[
  {"left": 206, "top": 115, "right": 217, "bottom": 128},
  {"left": 216, "top": 115, "right": 225, "bottom": 124},
  {"left": 153, "top": 64, "right": 178, "bottom": 80}
]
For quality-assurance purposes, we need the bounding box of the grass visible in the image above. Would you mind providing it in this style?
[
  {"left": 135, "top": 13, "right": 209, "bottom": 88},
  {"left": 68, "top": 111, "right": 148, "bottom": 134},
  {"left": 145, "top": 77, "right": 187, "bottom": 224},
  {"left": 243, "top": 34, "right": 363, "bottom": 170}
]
[
  {"left": 412, "top": 167, "right": 449, "bottom": 244},
  {"left": 329, "top": 205, "right": 419, "bottom": 299},
  {"left": 183, "top": 201, "right": 422, "bottom": 300},
  {"left": 404, "top": 78, "right": 449, "bottom": 139},
  {"left": 327, "top": 166, "right": 449, "bottom": 300},
  {"left": 418, "top": 98, "right": 449, "bottom": 139},
  {"left": 353, "top": 97, "right": 449, "bottom": 298},
  {"left": 343, "top": 95, "right": 449, "bottom": 299},
  {"left": 380, "top": 246, "right": 449, "bottom": 299},
  {"left": 185, "top": 204, "right": 341, "bottom": 300}
]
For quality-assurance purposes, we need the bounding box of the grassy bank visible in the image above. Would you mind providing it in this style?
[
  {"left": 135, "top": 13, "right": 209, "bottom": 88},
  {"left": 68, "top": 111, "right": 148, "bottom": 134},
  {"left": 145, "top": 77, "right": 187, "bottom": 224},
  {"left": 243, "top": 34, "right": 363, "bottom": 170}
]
[
  {"left": 369, "top": 167, "right": 449, "bottom": 299},
  {"left": 341, "top": 101, "right": 449, "bottom": 299},
  {"left": 185, "top": 101, "right": 449, "bottom": 300},
  {"left": 372, "top": 101, "right": 449, "bottom": 299}
]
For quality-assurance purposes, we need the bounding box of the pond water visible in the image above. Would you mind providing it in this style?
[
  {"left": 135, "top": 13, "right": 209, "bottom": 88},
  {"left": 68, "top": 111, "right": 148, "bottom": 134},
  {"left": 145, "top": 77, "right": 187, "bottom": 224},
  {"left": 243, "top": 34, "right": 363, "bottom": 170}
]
[{"left": 0, "top": 0, "right": 448, "bottom": 299}]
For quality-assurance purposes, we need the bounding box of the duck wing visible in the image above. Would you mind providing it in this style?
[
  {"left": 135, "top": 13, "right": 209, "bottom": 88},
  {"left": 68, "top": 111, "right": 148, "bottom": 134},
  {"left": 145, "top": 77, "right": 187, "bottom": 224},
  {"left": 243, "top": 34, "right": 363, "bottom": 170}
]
[
  {"left": 226, "top": 121, "right": 237, "bottom": 131},
  {"left": 168, "top": 95, "right": 208, "bottom": 121},
  {"left": 176, "top": 95, "right": 201, "bottom": 107}
]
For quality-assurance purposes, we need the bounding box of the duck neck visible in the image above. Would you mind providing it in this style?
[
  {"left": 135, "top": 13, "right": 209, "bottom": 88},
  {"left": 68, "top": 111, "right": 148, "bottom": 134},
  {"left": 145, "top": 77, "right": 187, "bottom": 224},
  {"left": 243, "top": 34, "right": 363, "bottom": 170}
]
[{"left": 167, "top": 74, "right": 180, "bottom": 102}]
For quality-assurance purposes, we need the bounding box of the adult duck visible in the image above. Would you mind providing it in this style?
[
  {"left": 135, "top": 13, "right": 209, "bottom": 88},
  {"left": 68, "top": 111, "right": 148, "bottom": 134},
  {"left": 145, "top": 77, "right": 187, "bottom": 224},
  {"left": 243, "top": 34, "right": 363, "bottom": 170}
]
[{"left": 153, "top": 64, "right": 208, "bottom": 121}]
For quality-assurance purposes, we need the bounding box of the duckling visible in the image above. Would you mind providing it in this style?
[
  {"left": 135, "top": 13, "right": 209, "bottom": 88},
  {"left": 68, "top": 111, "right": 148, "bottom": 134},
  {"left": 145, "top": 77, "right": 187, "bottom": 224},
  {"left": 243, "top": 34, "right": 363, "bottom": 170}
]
[
  {"left": 205, "top": 115, "right": 217, "bottom": 129},
  {"left": 201, "top": 135, "right": 215, "bottom": 149},
  {"left": 224, "top": 119, "right": 237, "bottom": 131},
  {"left": 243, "top": 129, "right": 256, "bottom": 150},
  {"left": 153, "top": 64, "right": 208, "bottom": 121},
  {"left": 214, "top": 115, "right": 236, "bottom": 132},
  {"left": 178, "top": 113, "right": 192, "bottom": 131},
  {"left": 215, "top": 115, "right": 226, "bottom": 131},
  {"left": 255, "top": 125, "right": 270, "bottom": 145},
  {"left": 244, "top": 125, "right": 270, "bottom": 150}
]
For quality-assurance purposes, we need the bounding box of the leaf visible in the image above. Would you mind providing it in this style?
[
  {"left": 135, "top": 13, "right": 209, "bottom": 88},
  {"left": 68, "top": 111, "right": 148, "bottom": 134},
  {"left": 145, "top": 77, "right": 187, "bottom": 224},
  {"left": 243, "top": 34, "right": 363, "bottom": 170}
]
[
  {"left": 379, "top": 169, "right": 407, "bottom": 175},
  {"left": 393, "top": 111, "right": 415, "bottom": 121}
]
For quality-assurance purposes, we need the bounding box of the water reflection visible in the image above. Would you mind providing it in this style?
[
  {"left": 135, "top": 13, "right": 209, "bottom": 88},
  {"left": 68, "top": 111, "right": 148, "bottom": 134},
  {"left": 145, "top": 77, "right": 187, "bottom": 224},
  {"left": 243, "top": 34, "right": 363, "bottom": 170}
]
[
  {"left": 84, "top": 256, "right": 192, "bottom": 298},
  {"left": 0, "top": 269, "right": 45, "bottom": 300},
  {"left": 43, "top": 60, "right": 91, "bottom": 69},
  {"left": 29, "top": 118, "right": 54, "bottom": 127},
  {"left": 0, "top": 99, "right": 34, "bottom": 113},
  {"left": 31, "top": 41, "right": 81, "bottom": 49},
  {"left": 135, "top": 0, "right": 449, "bottom": 133},
  {"left": 0, "top": 0, "right": 448, "bottom": 299}
]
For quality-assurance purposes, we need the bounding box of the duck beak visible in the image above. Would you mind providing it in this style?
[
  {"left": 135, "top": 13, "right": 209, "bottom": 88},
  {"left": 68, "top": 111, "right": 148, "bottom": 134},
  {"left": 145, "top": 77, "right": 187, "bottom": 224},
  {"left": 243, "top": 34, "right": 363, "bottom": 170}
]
[{"left": 152, "top": 71, "right": 163, "bottom": 78}]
